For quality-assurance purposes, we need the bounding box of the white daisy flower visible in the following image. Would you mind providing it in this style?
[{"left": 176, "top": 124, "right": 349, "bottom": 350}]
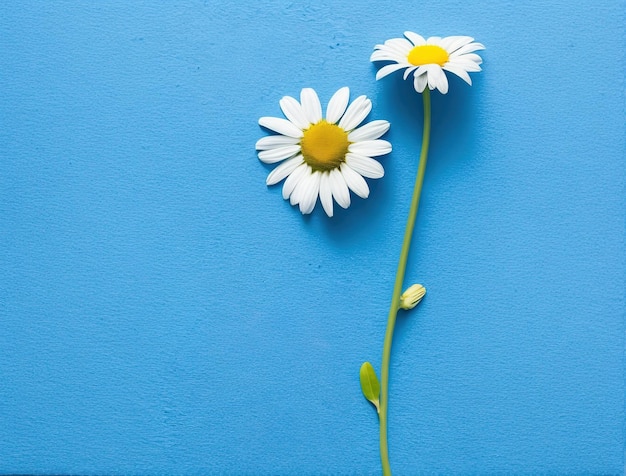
[
  {"left": 256, "top": 87, "right": 391, "bottom": 217},
  {"left": 371, "top": 32, "right": 485, "bottom": 94}
]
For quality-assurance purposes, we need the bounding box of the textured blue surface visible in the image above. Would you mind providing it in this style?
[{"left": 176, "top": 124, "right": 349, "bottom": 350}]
[{"left": 1, "top": 1, "right": 625, "bottom": 474}]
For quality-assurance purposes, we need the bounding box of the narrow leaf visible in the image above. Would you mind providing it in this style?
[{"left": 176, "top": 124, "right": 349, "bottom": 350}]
[{"left": 359, "top": 362, "right": 380, "bottom": 413}]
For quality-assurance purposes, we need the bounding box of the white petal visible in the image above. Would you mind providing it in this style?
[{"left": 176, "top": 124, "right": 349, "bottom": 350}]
[
  {"left": 430, "top": 66, "right": 448, "bottom": 94},
  {"left": 375, "top": 63, "right": 409, "bottom": 80},
  {"left": 298, "top": 171, "right": 321, "bottom": 214},
  {"left": 384, "top": 38, "right": 414, "bottom": 56},
  {"left": 329, "top": 168, "right": 350, "bottom": 209},
  {"left": 404, "top": 31, "right": 426, "bottom": 46},
  {"left": 289, "top": 165, "right": 313, "bottom": 205},
  {"left": 448, "top": 57, "right": 482, "bottom": 72},
  {"left": 414, "top": 72, "right": 428, "bottom": 93},
  {"left": 450, "top": 42, "right": 485, "bottom": 57},
  {"left": 348, "top": 120, "right": 390, "bottom": 142},
  {"left": 403, "top": 66, "right": 418, "bottom": 80},
  {"left": 455, "top": 53, "right": 483, "bottom": 65},
  {"left": 425, "top": 65, "right": 444, "bottom": 91},
  {"left": 338, "top": 96, "right": 372, "bottom": 132},
  {"left": 370, "top": 49, "right": 405, "bottom": 63},
  {"left": 326, "top": 87, "right": 350, "bottom": 124},
  {"left": 290, "top": 181, "right": 302, "bottom": 205},
  {"left": 442, "top": 64, "right": 472, "bottom": 85},
  {"left": 259, "top": 117, "right": 303, "bottom": 138},
  {"left": 425, "top": 66, "right": 436, "bottom": 90},
  {"left": 441, "top": 36, "right": 475, "bottom": 53},
  {"left": 282, "top": 163, "right": 309, "bottom": 200},
  {"left": 319, "top": 172, "right": 334, "bottom": 217},
  {"left": 346, "top": 153, "right": 384, "bottom": 179},
  {"left": 300, "top": 88, "right": 322, "bottom": 124},
  {"left": 257, "top": 145, "right": 301, "bottom": 164},
  {"left": 414, "top": 65, "right": 429, "bottom": 76},
  {"left": 266, "top": 155, "right": 304, "bottom": 186},
  {"left": 340, "top": 163, "right": 370, "bottom": 199},
  {"left": 426, "top": 36, "right": 442, "bottom": 45},
  {"left": 349, "top": 140, "right": 392, "bottom": 157},
  {"left": 279, "top": 96, "right": 310, "bottom": 129},
  {"left": 255, "top": 135, "right": 300, "bottom": 150}
]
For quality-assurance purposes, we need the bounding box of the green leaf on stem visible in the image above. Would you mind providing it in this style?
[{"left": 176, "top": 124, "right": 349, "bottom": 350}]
[{"left": 360, "top": 361, "right": 380, "bottom": 413}]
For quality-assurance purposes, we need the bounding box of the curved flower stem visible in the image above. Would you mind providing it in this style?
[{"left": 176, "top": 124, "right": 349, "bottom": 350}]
[{"left": 379, "top": 88, "right": 431, "bottom": 476}]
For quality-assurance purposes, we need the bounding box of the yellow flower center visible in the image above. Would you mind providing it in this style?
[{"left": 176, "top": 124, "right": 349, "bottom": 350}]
[
  {"left": 407, "top": 44, "right": 449, "bottom": 66},
  {"left": 300, "top": 120, "right": 349, "bottom": 171}
]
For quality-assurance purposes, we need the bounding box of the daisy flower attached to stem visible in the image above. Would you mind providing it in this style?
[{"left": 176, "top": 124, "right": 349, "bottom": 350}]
[
  {"left": 371, "top": 32, "right": 484, "bottom": 94},
  {"left": 361, "top": 33, "right": 484, "bottom": 476},
  {"left": 256, "top": 87, "right": 392, "bottom": 217}
]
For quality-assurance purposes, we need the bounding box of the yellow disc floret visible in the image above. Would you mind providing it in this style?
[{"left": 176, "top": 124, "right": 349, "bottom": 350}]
[
  {"left": 300, "top": 120, "right": 349, "bottom": 171},
  {"left": 407, "top": 45, "right": 449, "bottom": 66}
]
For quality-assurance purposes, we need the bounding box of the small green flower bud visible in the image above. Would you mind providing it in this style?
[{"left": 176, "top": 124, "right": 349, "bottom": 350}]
[{"left": 399, "top": 284, "right": 426, "bottom": 310}]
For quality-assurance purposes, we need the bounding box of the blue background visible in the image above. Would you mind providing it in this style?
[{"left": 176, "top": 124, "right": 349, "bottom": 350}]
[{"left": 1, "top": 1, "right": 624, "bottom": 474}]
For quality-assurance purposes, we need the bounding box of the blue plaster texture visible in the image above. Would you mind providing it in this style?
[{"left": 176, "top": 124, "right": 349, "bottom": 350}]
[{"left": 1, "top": 1, "right": 624, "bottom": 474}]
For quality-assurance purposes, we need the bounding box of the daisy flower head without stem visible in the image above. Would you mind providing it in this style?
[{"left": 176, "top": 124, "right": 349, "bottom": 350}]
[
  {"left": 256, "top": 87, "right": 391, "bottom": 217},
  {"left": 371, "top": 32, "right": 485, "bottom": 94}
]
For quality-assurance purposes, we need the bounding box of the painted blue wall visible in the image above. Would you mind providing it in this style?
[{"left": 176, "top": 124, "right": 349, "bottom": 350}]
[{"left": 1, "top": 1, "right": 624, "bottom": 474}]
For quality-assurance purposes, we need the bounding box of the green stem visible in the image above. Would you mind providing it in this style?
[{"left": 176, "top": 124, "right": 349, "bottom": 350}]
[{"left": 379, "top": 88, "right": 431, "bottom": 476}]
